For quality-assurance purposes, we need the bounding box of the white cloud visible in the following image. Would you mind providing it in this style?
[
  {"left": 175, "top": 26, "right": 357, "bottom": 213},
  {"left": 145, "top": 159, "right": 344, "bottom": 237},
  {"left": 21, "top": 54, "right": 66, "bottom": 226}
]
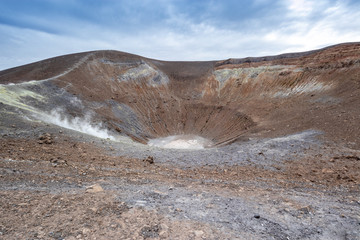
[
  {"left": 0, "top": 24, "right": 114, "bottom": 69},
  {"left": 265, "top": 0, "right": 360, "bottom": 52},
  {"left": 0, "top": 0, "right": 359, "bottom": 70},
  {"left": 286, "top": 0, "right": 316, "bottom": 17}
]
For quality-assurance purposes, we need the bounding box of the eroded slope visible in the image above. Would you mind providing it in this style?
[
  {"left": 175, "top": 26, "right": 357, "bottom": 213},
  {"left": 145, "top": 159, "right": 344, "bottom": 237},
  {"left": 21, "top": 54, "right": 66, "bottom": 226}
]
[{"left": 1, "top": 43, "right": 360, "bottom": 148}]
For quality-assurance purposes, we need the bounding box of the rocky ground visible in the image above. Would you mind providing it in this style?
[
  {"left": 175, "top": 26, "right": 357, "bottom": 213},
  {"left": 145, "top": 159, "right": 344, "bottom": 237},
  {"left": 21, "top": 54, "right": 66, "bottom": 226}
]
[{"left": 0, "top": 119, "right": 359, "bottom": 240}]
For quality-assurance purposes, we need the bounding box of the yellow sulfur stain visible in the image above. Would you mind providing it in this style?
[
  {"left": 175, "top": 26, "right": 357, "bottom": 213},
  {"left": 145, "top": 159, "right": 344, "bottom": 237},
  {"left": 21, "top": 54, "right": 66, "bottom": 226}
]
[{"left": 0, "top": 84, "right": 45, "bottom": 114}]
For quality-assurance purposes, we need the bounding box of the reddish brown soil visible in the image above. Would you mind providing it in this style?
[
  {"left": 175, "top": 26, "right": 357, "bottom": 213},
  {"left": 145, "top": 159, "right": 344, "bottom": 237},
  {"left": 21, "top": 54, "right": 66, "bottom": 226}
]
[{"left": 1, "top": 135, "right": 359, "bottom": 239}]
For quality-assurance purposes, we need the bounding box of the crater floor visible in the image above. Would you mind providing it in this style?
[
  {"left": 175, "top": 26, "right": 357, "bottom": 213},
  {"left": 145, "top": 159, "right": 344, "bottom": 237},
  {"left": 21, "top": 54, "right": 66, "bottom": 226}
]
[{"left": 0, "top": 43, "right": 360, "bottom": 239}]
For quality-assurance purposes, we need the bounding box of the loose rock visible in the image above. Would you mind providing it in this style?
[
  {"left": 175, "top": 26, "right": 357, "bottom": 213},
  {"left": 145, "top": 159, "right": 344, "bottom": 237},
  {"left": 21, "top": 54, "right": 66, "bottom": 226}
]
[
  {"left": 144, "top": 156, "right": 154, "bottom": 164},
  {"left": 86, "top": 184, "right": 104, "bottom": 193}
]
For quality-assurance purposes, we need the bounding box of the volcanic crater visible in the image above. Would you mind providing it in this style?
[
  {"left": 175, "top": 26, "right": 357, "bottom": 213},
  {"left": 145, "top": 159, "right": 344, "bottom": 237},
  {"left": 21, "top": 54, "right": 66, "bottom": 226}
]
[
  {"left": 2, "top": 43, "right": 360, "bottom": 148},
  {"left": 0, "top": 43, "right": 360, "bottom": 239}
]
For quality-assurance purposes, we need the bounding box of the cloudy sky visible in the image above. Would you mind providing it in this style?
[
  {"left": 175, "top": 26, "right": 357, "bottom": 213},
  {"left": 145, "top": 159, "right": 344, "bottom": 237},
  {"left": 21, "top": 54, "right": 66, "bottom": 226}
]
[{"left": 0, "top": 0, "right": 360, "bottom": 70}]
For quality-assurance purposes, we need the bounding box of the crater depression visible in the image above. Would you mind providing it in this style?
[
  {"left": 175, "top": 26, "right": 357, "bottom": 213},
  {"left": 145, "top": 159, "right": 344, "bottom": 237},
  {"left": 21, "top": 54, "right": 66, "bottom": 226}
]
[
  {"left": 1, "top": 43, "right": 359, "bottom": 150},
  {"left": 1, "top": 43, "right": 360, "bottom": 239}
]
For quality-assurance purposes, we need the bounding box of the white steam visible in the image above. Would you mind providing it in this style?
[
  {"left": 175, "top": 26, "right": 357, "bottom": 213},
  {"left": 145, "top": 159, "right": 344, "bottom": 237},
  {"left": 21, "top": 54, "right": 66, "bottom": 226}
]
[
  {"left": 148, "top": 135, "right": 212, "bottom": 150},
  {"left": 37, "top": 108, "right": 115, "bottom": 140}
]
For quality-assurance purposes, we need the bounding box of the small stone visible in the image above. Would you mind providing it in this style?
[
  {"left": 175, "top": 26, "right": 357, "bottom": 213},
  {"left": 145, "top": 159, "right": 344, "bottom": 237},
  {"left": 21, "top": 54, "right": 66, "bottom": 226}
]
[
  {"left": 86, "top": 184, "right": 104, "bottom": 193},
  {"left": 140, "top": 225, "right": 160, "bottom": 238},
  {"left": 321, "top": 168, "right": 334, "bottom": 174},
  {"left": 299, "top": 206, "right": 312, "bottom": 214},
  {"left": 159, "top": 230, "right": 168, "bottom": 238},
  {"left": 159, "top": 223, "right": 169, "bottom": 232},
  {"left": 82, "top": 228, "right": 91, "bottom": 235},
  {"left": 38, "top": 133, "right": 53, "bottom": 144},
  {"left": 144, "top": 156, "right": 154, "bottom": 164},
  {"left": 90, "top": 207, "right": 98, "bottom": 212},
  {"left": 194, "top": 230, "right": 204, "bottom": 237},
  {"left": 254, "top": 214, "right": 260, "bottom": 219}
]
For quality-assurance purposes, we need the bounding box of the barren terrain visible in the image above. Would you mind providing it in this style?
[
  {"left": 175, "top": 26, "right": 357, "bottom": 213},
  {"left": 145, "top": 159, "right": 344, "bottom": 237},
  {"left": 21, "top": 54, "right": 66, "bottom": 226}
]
[{"left": 0, "top": 42, "right": 359, "bottom": 239}]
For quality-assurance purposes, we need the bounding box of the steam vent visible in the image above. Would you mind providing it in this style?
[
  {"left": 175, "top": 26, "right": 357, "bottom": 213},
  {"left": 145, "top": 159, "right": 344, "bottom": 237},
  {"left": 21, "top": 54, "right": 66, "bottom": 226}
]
[{"left": 1, "top": 43, "right": 360, "bottom": 238}]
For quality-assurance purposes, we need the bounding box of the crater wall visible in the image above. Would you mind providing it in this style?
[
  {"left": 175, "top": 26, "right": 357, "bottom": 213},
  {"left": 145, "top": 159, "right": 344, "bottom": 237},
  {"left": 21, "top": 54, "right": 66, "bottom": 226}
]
[{"left": 1, "top": 43, "right": 360, "bottom": 147}]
